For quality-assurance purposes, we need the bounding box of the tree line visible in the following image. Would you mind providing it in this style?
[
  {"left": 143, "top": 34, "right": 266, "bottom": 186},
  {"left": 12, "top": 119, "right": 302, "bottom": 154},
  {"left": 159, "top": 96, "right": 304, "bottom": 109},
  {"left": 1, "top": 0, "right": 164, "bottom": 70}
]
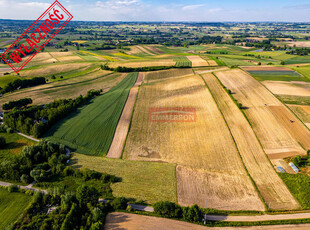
[
  {"left": 2, "top": 98, "right": 32, "bottom": 110},
  {"left": 0, "top": 77, "right": 46, "bottom": 95},
  {"left": 3, "top": 89, "right": 102, "bottom": 138}
]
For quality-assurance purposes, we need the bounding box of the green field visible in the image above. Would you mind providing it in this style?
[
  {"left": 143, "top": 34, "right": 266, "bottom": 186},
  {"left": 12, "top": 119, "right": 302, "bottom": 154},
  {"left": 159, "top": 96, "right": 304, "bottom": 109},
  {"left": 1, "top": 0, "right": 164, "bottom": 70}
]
[
  {"left": 0, "top": 132, "right": 35, "bottom": 161},
  {"left": 72, "top": 153, "right": 177, "bottom": 204},
  {"left": 0, "top": 75, "right": 20, "bottom": 88},
  {"left": 292, "top": 65, "right": 310, "bottom": 80},
  {"left": 279, "top": 173, "right": 310, "bottom": 209},
  {"left": 247, "top": 70, "right": 306, "bottom": 81},
  {"left": 46, "top": 72, "right": 138, "bottom": 156},
  {"left": 174, "top": 57, "right": 192, "bottom": 67},
  {"left": 277, "top": 95, "right": 310, "bottom": 105},
  {"left": 0, "top": 188, "right": 32, "bottom": 230},
  {"left": 219, "top": 57, "right": 255, "bottom": 66}
]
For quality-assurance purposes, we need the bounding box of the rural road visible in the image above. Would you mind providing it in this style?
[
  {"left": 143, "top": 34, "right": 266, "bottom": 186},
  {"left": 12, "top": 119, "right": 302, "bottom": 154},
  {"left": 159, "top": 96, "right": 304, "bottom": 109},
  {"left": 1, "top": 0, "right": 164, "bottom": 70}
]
[
  {"left": 0, "top": 181, "right": 47, "bottom": 194},
  {"left": 7, "top": 130, "right": 310, "bottom": 222},
  {"left": 107, "top": 72, "right": 144, "bottom": 158},
  {"left": 16, "top": 131, "right": 40, "bottom": 142},
  {"left": 205, "top": 213, "right": 310, "bottom": 222}
]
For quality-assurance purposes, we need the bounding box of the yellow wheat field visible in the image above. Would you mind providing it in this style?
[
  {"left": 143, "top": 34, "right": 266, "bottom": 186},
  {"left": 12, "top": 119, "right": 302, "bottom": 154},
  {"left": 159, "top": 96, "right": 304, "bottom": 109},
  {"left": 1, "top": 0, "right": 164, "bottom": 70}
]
[
  {"left": 187, "top": 56, "right": 210, "bottom": 67},
  {"left": 123, "top": 70, "right": 263, "bottom": 210},
  {"left": 215, "top": 69, "right": 305, "bottom": 159},
  {"left": 203, "top": 73, "right": 300, "bottom": 210},
  {"left": 108, "top": 60, "right": 176, "bottom": 68}
]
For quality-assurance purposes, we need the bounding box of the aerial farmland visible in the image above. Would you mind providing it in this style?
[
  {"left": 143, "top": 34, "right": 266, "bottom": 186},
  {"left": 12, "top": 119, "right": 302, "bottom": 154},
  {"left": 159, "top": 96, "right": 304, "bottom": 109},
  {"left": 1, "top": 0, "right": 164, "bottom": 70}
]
[{"left": 1, "top": 18, "right": 310, "bottom": 229}]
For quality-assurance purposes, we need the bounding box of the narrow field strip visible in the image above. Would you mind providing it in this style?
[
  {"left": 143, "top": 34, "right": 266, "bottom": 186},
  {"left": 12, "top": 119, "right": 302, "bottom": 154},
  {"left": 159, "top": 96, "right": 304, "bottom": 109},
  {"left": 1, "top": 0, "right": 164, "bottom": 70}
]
[
  {"left": 123, "top": 70, "right": 263, "bottom": 210},
  {"left": 174, "top": 57, "right": 192, "bottom": 67},
  {"left": 46, "top": 73, "right": 138, "bottom": 156},
  {"left": 107, "top": 72, "right": 145, "bottom": 158},
  {"left": 136, "top": 45, "right": 156, "bottom": 55},
  {"left": 187, "top": 56, "right": 210, "bottom": 67},
  {"left": 202, "top": 73, "right": 300, "bottom": 210},
  {"left": 215, "top": 69, "right": 305, "bottom": 159},
  {"left": 0, "top": 70, "right": 122, "bottom": 106},
  {"left": 80, "top": 50, "right": 118, "bottom": 61}
]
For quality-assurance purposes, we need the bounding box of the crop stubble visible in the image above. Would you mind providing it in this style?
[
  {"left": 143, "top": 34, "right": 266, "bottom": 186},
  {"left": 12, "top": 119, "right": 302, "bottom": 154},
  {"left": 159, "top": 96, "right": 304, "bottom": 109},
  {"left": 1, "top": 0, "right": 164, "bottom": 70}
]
[
  {"left": 123, "top": 69, "right": 263, "bottom": 210},
  {"left": 203, "top": 73, "right": 300, "bottom": 210}
]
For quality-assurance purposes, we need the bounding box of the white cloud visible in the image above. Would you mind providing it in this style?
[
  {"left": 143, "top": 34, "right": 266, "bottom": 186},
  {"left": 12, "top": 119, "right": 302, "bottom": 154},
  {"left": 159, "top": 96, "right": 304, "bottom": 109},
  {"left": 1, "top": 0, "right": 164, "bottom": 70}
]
[
  {"left": 19, "top": 1, "right": 49, "bottom": 8},
  {"left": 182, "top": 4, "right": 205, "bottom": 11},
  {"left": 96, "top": 0, "right": 139, "bottom": 9}
]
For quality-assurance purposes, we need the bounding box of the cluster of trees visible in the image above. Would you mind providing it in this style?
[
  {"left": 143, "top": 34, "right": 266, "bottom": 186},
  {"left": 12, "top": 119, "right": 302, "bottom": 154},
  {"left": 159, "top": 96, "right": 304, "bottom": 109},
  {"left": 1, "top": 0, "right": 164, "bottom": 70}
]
[
  {"left": 3, "top": 89, "right": 102, "bottom": 138},
  {"left": 0, "top": 123, "right": 13, "bottom": 134},
  {"left": 292, "top": 151, "right": 310, "bottom": 168},
  {"left": 2, "top": 98, "right": 32, "bottom": 110},
  {"left": 0, "top": 77, "right": 46, "bottom": 94},
  {"left": 154, "top": 201, "right": 204, "bottom": 223},
  {"left": 101, "top": 64, "right": 174, "bottom": 72},
  {"left": 13, "top": 186, "right": 103, "bottom": 229},
  {"left": 0, "top": 140, "right": 69, "bottom": 183},
  {"left": 12, "top": 185, "right": 133, "bottom": 229},
  {"left": 286, "top": 48, "right": 310, "bottom": 56}
]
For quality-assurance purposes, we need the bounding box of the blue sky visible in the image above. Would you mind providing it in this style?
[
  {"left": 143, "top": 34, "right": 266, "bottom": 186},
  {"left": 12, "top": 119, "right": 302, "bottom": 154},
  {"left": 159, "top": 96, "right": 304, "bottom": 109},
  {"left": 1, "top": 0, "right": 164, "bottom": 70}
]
[{"left": 0, "top": 0, "right": 310, "bottom": 21}]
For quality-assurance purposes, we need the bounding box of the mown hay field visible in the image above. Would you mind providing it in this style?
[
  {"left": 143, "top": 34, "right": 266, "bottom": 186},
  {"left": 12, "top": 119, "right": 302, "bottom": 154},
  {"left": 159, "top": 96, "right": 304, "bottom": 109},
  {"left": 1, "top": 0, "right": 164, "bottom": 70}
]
[
  {"left": 123, "top": 69, "right": 263, "bottom": 210},
  {"left": 108, "top": 59, "right": 176, "bottom": 68},
  {"left": 72, "top": 153, "right": 177, "bottom": 204},
  {"left": 203, "top": 73, "right": 300, "bottom": 210},
  {"left": 289, "top": 105, "right": 310, "bottom": 127},
  {"left": 0, "top": 188, "right": 32, "bottom": 230},
  {"left": 19, "top": 62, "right": 93, "bottom": 77},
  {"left": 215, "top": 69, "right": 305, "bottom": 159},
  {"left": 0, "top": 70, "right": 123, "bottom": 106},
  {"left": 46, "top": 73, "right": 138, "bottom": 156},
  {"left": 186, "top": 56, "right": 210, "bottom": 67},
  {"left": 262, "top": 81, "right": 310, "bottom": 97}
]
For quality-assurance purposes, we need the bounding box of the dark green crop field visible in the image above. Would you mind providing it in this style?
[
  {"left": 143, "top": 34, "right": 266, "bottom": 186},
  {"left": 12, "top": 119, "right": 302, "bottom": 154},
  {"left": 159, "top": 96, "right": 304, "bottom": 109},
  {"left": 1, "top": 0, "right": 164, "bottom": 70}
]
[
  {"left": 0, "top": 188, "right": 32, "bottom": 230},
  {"left": 46, "top": 72, "right": 138, "bottom": 156}
]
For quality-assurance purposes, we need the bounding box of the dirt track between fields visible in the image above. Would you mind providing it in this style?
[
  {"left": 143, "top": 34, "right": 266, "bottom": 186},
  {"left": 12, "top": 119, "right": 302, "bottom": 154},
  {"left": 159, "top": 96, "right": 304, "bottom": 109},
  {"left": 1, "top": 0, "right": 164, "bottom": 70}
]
[
  {"left": 105, "top": 212, "right": 310, "bottom": 229},
  {"left": 107, "top": 72, "right": 144, "bottom": 158}
]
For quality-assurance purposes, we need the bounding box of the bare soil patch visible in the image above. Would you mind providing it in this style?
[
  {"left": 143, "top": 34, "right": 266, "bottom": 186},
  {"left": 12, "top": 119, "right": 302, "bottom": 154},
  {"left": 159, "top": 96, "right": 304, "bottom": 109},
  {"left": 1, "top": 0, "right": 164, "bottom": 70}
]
[{"left": 107, "top": 73, "right": 144, "bottom": 158}]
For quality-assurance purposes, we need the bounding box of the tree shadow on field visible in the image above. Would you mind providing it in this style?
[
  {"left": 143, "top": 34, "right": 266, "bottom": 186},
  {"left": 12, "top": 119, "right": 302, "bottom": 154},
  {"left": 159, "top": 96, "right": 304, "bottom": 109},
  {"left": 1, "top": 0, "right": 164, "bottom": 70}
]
[{"left": 105, "top": 213, "right": 131, "bottom": 230}]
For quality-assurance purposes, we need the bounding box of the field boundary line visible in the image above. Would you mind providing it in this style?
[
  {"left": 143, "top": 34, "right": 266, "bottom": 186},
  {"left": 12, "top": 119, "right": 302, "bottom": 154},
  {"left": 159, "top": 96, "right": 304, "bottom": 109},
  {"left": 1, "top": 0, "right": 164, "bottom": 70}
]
[
  {"left": 215, "top": 69, "right": 302, "bottom": 210},
  {"left": 200, "top": 73, "right": 267, "bottom": 211},
  {"left": 253, "top": 70, "right": 310, "bottom": 145},
  {"left": 107, "top": 72, "right": 140, "bottom": 158}
]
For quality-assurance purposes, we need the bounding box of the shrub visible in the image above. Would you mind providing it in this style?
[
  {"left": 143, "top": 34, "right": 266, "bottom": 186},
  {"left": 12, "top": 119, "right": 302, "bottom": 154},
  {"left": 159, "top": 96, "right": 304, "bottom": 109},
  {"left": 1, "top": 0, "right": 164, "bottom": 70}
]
[
  {"left": 111, "top": 197, "right": 128, "bottom": 210},
  {"left": 2, "top": 98, "right": 32, "bottom": 110},
  {"left": 183, "top": 204, "right": 203, "bottom": 223},
  {"left": 20, "top": 174, "right": 31, "bottom": 184},
  {"left": 153, "top": 201, "right": 183, "bottom": 218},
  {"left": 6, "top": 127, "right": 13, "bottom": 133},
  {"left": 0, "top": 136, "right": 6, "bottom": 148},
  {"left": 80, "top": 168, "right": 102, "bottom": 181},
  {"left": 8, "top": 184, "right": 19, "bottom": 193},
  {"left": 63, "top": 166, "right": 75, "bottom": 176},
  {"left": 126, "top": 205, "right": 133, "bottom": 212}
]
